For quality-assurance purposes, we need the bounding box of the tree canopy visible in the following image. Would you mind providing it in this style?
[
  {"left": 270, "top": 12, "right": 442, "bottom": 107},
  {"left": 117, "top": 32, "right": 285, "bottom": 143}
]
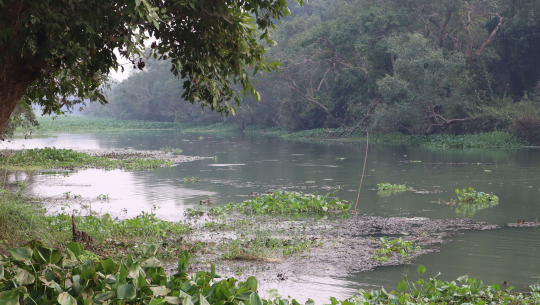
[{"left": 0, "top": 0, "right": 299, "bottom": 133}]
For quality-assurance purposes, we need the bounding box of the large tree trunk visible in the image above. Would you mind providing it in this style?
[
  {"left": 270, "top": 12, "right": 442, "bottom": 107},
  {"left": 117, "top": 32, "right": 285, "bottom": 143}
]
[{"left": 0, "top": 56, "right": 40, "bottom": 135}]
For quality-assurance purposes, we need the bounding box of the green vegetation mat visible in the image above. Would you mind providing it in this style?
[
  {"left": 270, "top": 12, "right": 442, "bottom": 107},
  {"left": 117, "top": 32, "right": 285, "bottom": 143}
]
[
  {"left": 284, "top": 130, "right": 527, "bottom": 148},
  {"left": 36, "top": 116, "right": 178, "bottom": 132},
  {"left": 209, "top": 190, "right": 350, "bottom": 215},
  {"left": 0, "top": 147, "right": 172, "bottom": 171},
  {"left": 33, "top": 116, "right": 286, "bottom": 134}
]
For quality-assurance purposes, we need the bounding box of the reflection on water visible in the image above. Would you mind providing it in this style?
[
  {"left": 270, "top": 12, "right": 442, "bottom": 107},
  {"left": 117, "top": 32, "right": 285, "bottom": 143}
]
[{"left": 6, "top": 131, "right": 540, "bottom": 299}]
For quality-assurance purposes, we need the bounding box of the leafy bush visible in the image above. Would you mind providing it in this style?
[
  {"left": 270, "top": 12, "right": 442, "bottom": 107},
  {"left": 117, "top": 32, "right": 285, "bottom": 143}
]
[
  {"left": 209, "top": 191, "right": 350, "bottom": 215},
  {"left": 0, "top": 241, "right": 271, "bottom": 305},
  {"left": 511, "top": 113, "right": 540, "bottom": 145},
  {"left": 47, "top": 213, "right": 191, "bottom": 241}
]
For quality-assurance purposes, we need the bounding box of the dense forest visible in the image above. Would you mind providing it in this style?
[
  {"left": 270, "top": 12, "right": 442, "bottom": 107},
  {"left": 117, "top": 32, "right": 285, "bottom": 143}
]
[{"left": 84, "top": 0, "right": 540, "bottom": 143}]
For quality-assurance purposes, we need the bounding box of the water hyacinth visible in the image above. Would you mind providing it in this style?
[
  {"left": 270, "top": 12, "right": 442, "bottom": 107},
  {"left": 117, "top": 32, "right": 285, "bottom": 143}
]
[{"left": 210, "top": 191, "right": 350, "bottom": 215}]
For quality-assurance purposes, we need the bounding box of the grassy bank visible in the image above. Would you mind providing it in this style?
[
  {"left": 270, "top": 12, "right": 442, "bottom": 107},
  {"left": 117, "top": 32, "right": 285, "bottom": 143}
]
[
  {"left": 3, "top": 191, "right": 540, "bottom": 304},
  {"left": 30, "top": 116, "right": 528, "bottom": 148},
  {"left": 32, "top": 116, "right": 286, "bottom": 135},
  {"left": 284, "top": 129, "right": 528, "bottom": 148}
]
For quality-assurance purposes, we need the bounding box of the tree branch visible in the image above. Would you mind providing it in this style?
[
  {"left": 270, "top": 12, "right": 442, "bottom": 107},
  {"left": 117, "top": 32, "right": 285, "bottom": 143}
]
[{"left": 476, "top": 13, "right": 503, "bottom": 56}]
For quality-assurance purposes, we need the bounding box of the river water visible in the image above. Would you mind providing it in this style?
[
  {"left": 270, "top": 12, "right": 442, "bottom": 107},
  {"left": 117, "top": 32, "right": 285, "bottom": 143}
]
[{"left": 4, "top": 130, "right": 540, "bottom": 301}]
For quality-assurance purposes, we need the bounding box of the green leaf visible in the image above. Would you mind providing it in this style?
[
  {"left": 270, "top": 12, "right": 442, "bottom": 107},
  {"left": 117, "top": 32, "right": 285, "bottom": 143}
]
[
  {"left": 135, "top": 0, "right": 141, "bottom": 7},
  {"left": 117, "top": 284, "right": 136, "bottom": 300},
  {"left": 15, "top": 268, "right": 35, "bottom": 285},
  {"left": 9, "top": 247, "right": 33, "bottom": 262},
  {"left": 140, "top": 244, "right": 158, "bottom": 256},
  {"left": 0, "top": 290, "right": 19, "bottom": 305},
  {"left": 93, "top": 291, "right": 115, "bottom": 302},
  {"left": 144, "top": 257, "right": 162, "bottom": 268},
  {"left": 491, "top": 283, "right": 501, "bottom": 291},
  {"left": 34, "top": 245, "right": 62, "bottom": 264},
  {"left": 183, "top": 296, "right": 194, "bottom": 305},
  {"left": 67, "top": 242, "right": 83, "bottom": 259},
  {"left": 397, "top": 279, "right": 407, "bottom": 292},
  {"left": 267, "top": 289, "right": 281, "bottom": 299},
  {"left": 100, "top": 258, "right": 118, "bottom": 275},
  {"left": 149, "top": 299, "right": 166, "bottom": 305},
  {"left": 164, "top": 296, "right": 182, "bottom": 304},
  {"left": 150, "top": 286, "right": 171, "bottom": 296},
  {"left": 128, "top": 262, "right": 140, "bottom": 279},
  {"left": 57, "top": 292, "right": 77, "bottom": 305},
  {"left": 243, "top": 276, "right": 258, "bottom": 291},
  {"left": 249, "top": 292, "right": 263, "bottom": 305},
  {"left": 0, "top": 265, "right": 4, "bottom": 280},
  {"left": 417, "top": 265, "right": 426, "bottom": 275}
]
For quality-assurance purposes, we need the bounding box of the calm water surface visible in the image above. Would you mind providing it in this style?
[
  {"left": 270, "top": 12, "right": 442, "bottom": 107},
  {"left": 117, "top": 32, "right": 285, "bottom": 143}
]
[{"left": 4, "top": 130, "right": 540, "bottom": 301}]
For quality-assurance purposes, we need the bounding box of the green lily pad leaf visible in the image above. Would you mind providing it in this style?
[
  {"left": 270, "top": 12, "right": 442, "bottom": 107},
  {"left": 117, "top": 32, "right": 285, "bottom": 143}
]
[
  {"left": 8, "top": 247, "right": 32, "bottom": 262},
  {"left": 150, "top": 286, "right": 171, "bottom": 296},
  {"left": 0, "top": 290, "right": 19, "bottom": 305},
  {"left": 249, "top": 292, "right": 263, "bottom": 305},
  {"left": 57, "top": 292, "right": 77, "bottom": 305},
  {"left": 144, "top": 257, "right": 162, "bottom": 268},
  {"left": 117, "top": 284, "right": 136, "bottom": 300},
  {"left": 67, "top": 242, "right": 83, "bottom": 259},
  {"left": 93, "top": 291, "right": 115, "bottom": 302},
  {"left": 100, "top": 258, "right": 118, "bottom": 275},
  {"left": 15, "top": 268, "right": 35, "bottom": 285}
]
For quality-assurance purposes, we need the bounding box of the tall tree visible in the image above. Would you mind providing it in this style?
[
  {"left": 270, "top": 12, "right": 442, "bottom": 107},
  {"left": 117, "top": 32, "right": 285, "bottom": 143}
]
[{"left": 0, "top": 0, "right": 299, "bottom": 133}]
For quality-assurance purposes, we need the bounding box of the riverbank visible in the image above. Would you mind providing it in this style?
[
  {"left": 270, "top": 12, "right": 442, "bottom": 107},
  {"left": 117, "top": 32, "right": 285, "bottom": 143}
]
[
  {"left": 4, "top": 191, "right": 540, "bottom": 304},
  {"left": 22, "top": 116, "right": 529, "bottom": 149}
]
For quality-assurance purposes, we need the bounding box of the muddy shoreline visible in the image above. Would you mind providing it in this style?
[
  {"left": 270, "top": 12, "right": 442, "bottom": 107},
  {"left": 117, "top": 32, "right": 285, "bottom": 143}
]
[{"left": 172, "top": 215, "right": 498, "bottom": 288}]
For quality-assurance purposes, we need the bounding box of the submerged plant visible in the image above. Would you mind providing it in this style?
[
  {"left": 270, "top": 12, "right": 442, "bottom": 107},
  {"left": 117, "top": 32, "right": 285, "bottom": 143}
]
[
  {"left": 209, "top": 191, "right": 350, "bottom": 215},
  {"left": 377, "top": 183, "right": 413, "bottom": 197},
  {"left": 371, "top": 236, "right": 421, "bottom": 262}
]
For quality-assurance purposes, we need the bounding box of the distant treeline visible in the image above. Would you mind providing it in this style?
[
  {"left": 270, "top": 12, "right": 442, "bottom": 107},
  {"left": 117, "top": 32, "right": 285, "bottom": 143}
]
[{"left": 83, "top": 0, "right": 540, "bottom": 144}]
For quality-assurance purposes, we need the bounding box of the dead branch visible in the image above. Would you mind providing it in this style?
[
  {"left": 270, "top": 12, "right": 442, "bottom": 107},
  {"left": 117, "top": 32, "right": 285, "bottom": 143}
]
[{"left": 476, "top": 13, "right": 503, "bottom": 56}]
